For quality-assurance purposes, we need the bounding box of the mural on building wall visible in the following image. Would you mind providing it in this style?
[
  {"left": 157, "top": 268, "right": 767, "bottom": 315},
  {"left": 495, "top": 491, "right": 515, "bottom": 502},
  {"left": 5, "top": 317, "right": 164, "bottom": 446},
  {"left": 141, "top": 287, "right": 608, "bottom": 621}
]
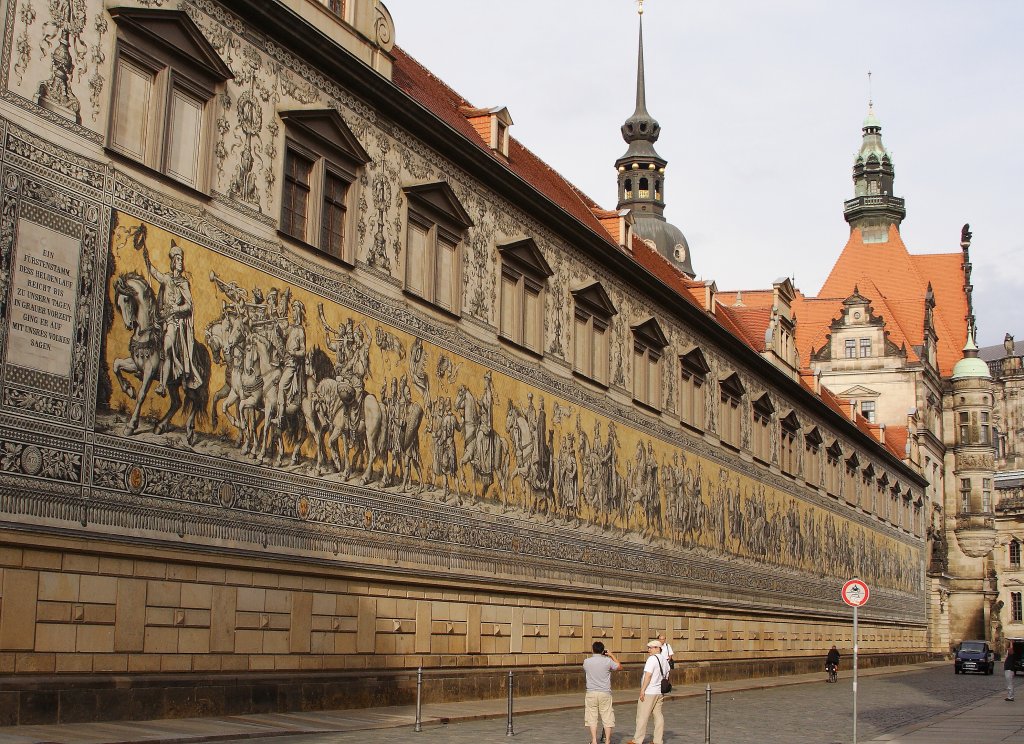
[{"left": 97, "top": 212, "right": 921, "bottom": 593}]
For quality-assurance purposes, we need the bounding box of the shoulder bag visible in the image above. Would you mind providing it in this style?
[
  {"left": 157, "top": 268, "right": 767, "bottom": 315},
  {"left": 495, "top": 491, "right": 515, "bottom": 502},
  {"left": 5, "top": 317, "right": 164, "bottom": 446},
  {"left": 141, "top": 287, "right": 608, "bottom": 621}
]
[{"left": 656, "top": 657, "right": 672, "bottom": 694}]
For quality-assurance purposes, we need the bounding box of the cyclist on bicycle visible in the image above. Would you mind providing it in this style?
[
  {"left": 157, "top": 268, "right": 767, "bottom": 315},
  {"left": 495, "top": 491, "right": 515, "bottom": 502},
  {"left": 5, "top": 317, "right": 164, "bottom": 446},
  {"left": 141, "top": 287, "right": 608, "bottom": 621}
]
[{"left": 825, "top": 645, "right": 840, "bottom": 682}]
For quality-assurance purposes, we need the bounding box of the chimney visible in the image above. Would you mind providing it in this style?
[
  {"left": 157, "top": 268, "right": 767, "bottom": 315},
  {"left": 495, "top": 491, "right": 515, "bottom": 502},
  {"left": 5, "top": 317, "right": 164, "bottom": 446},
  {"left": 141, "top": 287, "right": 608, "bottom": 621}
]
[
  {"left": 704, "top": 280, "right": 718, "bottom": 314},
  {"left": 878, "top": 423, "right": 886, "bottom": 445}
]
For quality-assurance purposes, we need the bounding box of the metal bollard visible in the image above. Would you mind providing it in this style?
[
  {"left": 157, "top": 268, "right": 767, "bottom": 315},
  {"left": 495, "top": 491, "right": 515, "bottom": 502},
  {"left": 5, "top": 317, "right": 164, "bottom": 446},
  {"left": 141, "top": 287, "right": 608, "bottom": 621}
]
[
  {"left": 414, "top": 665, "right": 423, "bottom": 733},
  {"left": 704, "top": 683, "right": 711, "bottom": 744},
  {"left": 506, "top": 670, "right": 515, "bottom": 736}
]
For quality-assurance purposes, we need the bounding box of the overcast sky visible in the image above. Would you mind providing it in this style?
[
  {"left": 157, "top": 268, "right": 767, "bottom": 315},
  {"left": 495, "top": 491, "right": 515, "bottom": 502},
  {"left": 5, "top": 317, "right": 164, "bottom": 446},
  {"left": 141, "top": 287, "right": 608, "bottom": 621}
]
[{"left": 384, "top": 0, "right": 1021, "bottom": 347}]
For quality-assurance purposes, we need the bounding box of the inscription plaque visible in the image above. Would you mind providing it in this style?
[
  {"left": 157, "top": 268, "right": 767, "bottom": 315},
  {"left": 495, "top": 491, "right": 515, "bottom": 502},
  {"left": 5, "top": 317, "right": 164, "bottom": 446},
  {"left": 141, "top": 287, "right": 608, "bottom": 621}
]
[{"left": 7, "top": 219, "right": 80, "bottom": 375}]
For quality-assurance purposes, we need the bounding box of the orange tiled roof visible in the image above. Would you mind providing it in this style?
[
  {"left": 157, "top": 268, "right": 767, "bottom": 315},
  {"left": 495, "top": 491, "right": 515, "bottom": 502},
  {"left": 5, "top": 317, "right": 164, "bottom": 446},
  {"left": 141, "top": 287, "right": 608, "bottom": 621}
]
[
  {"left": 715, "top": 305, "right": 772, "bottom": 352},
  {"left": 817, "top": 226, "right": 967, "bottom": 376},
  {"left": 391, "top": 47, "right": 616, "bottom": 248},
  {"left": 883, "top": 425, "right": 910, "bottom": 460}
]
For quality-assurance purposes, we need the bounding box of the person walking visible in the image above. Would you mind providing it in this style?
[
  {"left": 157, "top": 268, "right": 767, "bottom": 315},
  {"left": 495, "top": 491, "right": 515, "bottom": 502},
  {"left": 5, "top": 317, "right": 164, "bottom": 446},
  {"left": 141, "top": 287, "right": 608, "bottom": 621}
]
[
  {"left": 583, "top": 641, "right": 622, "bottom": 744},
  {"left": 628, "top": 639, "right": 667, "bottom": 744},
  {"left": 1005, "top": 641, "right": 1018, "bottom": 701},
  {"left": 657, "top": 633, "right": 675, "bottom": 676}
]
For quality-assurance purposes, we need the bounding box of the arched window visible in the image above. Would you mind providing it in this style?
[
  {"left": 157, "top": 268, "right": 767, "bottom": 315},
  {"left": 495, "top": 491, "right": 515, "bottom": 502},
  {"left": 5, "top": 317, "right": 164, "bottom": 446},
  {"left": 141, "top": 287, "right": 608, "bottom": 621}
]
[
  {"left": 639, "top": 177, "right": 649, "bottom": 199},
  {"left": 624, "top": 179, "right": 633, "bottom": 199}
]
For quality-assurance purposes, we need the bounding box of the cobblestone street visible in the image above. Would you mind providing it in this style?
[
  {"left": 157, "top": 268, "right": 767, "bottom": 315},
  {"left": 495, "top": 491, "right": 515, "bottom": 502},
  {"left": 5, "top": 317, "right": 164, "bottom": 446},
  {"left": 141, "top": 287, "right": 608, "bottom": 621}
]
[{"left": 243, "top": 667, "right": 1007, "bottom": 744}]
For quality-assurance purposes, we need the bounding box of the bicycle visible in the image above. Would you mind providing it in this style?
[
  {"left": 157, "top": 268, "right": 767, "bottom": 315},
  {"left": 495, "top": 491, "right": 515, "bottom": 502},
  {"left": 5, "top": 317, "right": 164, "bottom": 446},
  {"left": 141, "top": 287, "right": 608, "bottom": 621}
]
[{"left": 826, "top": 663, "right": 838, "bottom": 683}]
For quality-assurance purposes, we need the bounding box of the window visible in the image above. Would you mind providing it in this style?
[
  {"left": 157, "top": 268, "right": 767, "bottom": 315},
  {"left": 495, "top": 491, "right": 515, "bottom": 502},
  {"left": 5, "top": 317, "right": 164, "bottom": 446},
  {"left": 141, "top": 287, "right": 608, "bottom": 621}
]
[
  {"left": 982, "top": 478, "right": 992, "bottom": 512},
  {"left": 317, "top": 0, "right": 345, "bottom": 16},
  {"left": 107, "top": 9, "right": 232, "bottom": 191},
  {"left": 752, "top": 394, "right": 774, "bottom": 462},
  {"left": 981, "top": 412, "right": 990, "bottom": 445},
  {"left": 861, "top": 400, "right": 876, "bottom": 423},
  {"left": 805, "top": 426, "right": 822, "bottom": 485},
  {"left": 719, "top": 373, "right": 745, "bottom": 449},
  {"left": 497, "top": 238, "right": 552, "bottom": 355},
  {"left": 960, "top": 478, "right": 971, "bottom": 514},
  {"left": 779, "top": 411, "right": 800, "bottom": 476},
  {"left": 1010, "top": 540, "right": 1021, "bottom": 568},
  {"left": 844, "top": 453, "right": 860, "bottom": 506},
  {"left": 679, "top": 347, "right": 709, "bottom": 432},
  {"left": 862, "top": 465, "right": 876, "bottom": 512},
  {"left": 825, "top": 441, "right": 843, "bottom": 497},
  {"left": 571, "top": 282, "right": 616, "bottom": 386},
  {"left": 1012, "top": 592, "right": 1022, "bottom": 623},
  {"left": 845, "top": 339, "right": 856, "bottom": 358},
  {"left": 278, "top": 111, "right": 369, "bottom": 262},
  {"left": 860, "top": 338, "right": 871, "bottom": 357},
  {"left": 403, "top": 182, "right": 473, "bottom": 314},
  {"left": 632, "top": 318, "right": 668, "bottom": 410},
  {"left": 959, "top": 411, "right": 970, "bottom": 444}
]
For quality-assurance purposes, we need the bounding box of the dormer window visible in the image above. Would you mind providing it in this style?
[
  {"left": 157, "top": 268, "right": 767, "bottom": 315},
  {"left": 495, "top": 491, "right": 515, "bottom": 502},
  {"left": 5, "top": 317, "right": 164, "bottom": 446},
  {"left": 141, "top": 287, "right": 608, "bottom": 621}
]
[
  {"left": 498, "top": 238, "right": 552, "bottom": 355},
  {"left": 631, "top": 318, "right": 668, "bottom": 411},
  {"left": 107, "top": 8, "right": 233, "bottom": 192},
  {"left": 403, "top": 182, "right": 473, "bottom": 315},
  {"left": 461, "top": 106, "right": 512, "bottom": 158}
]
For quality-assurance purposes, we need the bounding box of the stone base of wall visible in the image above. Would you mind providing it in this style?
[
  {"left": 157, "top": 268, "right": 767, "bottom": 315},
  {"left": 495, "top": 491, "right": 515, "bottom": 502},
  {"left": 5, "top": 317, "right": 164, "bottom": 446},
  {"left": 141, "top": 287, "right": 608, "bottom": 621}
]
[{"left": 0, "top": 652, "right": 939, "bottom": 726}]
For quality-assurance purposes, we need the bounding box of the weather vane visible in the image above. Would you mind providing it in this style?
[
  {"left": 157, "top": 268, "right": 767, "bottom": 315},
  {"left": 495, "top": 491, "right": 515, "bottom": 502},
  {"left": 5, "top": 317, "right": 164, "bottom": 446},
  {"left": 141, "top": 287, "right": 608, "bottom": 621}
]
[{"left": 868, "top": 70, "right": 873, "bottom": 108}]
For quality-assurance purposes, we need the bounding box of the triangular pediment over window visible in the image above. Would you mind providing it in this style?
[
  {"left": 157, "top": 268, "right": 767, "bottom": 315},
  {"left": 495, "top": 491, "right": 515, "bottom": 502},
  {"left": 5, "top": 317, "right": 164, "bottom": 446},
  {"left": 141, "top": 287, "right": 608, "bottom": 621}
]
[
  {"left": 862, "top": 463, "right": 875, "bottom": 478},
  {"left": 404, "top": 182, "right": 474, "bottom": 229},
  {"left": 753, "top": 393, "right": 774, "bottom": 417},
  {"left": 827, "top": 440, "right": 844, "bottom": 459},
  {"left": 108, "top": 7, "right": 233, "bottom": 82},
  {"left": 846, "top": 452, "right": 860, "bottom": 468},
  {"left": 679, "top": 346, "right": 710, "bottom": 377},
  {"left": 497, "top": 237, "right": 552, "bottom": 278},
  {"left": 631, "top": 317, "right": 668, "bottom": 348},
  {"left": 805, "top": 426, "right": 823, "bottom": 447},
  {"left": 780, "top": 409, "right": 800, "bottom": 432},
  {"left": 571, "top": 281, "right": 617, "bottom": 317},
  {"left": 719, "top": 372, "right": 744, "bottom": 398},
  {"left": 838, "top": 385, "right": 880, "bottom": 398},
  {"left": 279, "top": 109, "right": 370, "bottom": 166}
]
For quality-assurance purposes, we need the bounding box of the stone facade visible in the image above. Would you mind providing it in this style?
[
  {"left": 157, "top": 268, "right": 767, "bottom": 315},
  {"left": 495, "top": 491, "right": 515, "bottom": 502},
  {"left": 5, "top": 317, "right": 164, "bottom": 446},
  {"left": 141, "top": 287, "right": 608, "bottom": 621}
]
[{"left": 0, "top": 0, "right": 928, "bottom": 724}]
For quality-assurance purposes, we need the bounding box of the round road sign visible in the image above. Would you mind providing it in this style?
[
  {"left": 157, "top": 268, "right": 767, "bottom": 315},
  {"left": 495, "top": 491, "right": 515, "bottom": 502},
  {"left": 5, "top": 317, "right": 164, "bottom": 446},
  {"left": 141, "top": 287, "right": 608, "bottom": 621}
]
[{"left": 841, "top": 579, "right": 870, "bottom": 607}]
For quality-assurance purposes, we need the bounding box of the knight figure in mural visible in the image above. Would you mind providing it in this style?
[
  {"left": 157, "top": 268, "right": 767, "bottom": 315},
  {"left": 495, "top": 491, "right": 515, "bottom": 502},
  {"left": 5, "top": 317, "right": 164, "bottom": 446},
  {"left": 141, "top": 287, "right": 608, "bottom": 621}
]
[{"left": 112, "top": 226, "right": 211, "bottom": 444}]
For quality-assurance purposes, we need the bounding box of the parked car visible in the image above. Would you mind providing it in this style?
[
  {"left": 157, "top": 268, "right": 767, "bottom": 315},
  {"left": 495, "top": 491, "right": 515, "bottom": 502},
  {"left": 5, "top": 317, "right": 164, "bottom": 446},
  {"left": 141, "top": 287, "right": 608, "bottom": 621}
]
[
  {"left": 955, "top": 640, "right": 994, "bottom": 675},
  {"left": 1008, "top": 638, "right": 1024, "bottom": 675}
]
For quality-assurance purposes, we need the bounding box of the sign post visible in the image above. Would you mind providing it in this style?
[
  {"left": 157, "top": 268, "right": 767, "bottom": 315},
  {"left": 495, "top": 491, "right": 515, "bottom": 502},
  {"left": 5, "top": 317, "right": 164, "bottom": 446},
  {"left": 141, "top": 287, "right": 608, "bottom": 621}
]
[{"left": 841, "top": 578, "right": 870, "bottom": 744}]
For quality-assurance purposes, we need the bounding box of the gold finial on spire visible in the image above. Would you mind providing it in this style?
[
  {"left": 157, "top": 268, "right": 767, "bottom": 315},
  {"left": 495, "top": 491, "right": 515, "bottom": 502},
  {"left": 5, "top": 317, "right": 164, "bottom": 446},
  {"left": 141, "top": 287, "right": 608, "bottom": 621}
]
[
  {"left": 867, "top": 70, "right": 873, "bottom": 109},
  {"left": 637, "top": 0, "right": 644, "bottom": 16}
]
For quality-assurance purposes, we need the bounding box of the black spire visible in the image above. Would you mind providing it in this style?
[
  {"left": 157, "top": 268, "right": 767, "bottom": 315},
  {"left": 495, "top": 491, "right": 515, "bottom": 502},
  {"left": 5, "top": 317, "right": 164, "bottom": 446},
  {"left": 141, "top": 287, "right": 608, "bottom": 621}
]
[
  {"left": 842, "top": 96, "right": 906, "bottom": 242},
  {"left": 614, "top": 3, "right": 693, "bottom": 277}
]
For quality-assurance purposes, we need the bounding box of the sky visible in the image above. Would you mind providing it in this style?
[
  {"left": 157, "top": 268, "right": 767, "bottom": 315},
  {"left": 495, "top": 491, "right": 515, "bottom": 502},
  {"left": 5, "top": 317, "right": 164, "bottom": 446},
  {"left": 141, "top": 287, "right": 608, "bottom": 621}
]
[{"left": 383, "top": 0, "right": 1022, "bottom": 348}]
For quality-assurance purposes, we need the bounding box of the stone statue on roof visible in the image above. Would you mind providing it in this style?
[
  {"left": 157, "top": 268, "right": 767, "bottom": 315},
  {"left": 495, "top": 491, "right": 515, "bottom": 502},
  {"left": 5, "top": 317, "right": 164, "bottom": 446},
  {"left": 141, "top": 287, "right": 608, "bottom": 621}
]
[{"left": 1005, "top": 333, "right": 1015, "bottom": 358}]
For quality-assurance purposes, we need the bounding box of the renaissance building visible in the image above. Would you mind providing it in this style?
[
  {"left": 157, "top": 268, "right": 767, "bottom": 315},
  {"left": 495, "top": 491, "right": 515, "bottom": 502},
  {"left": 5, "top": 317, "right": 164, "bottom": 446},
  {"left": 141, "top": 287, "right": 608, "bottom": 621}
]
[{"left": 0, "top": 0, "right": 930, "bottom": 724}]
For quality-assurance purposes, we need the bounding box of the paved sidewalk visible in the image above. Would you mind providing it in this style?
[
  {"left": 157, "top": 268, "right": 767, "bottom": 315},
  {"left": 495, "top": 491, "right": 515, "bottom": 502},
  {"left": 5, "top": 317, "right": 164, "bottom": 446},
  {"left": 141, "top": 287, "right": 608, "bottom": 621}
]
[
  {"left": 867, "top": 691, "right": 1024, "bottom": 743},
  {"left": 0, "top": 660, "right": 1005, "bottom": 744}
]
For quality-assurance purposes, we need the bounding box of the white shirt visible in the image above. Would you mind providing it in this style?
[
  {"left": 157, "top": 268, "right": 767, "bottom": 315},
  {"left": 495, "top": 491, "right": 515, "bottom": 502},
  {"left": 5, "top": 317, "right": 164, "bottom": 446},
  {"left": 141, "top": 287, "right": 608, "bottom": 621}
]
[
  {"left": 643, "top": 654, "right": 666, "bottom": 695},
  {"left": 658, "top": 642, "right": 674, "bottom": 663}
]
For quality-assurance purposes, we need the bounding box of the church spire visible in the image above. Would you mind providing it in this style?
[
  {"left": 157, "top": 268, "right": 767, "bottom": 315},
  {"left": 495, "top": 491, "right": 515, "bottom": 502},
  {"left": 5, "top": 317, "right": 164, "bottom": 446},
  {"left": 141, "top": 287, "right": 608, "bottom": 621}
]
[
  {"left": 843, "top": 85, "right": 906, "bottom": 242},
  {"left": 614, "top": 1, "right": 693, "bottom": 276}
]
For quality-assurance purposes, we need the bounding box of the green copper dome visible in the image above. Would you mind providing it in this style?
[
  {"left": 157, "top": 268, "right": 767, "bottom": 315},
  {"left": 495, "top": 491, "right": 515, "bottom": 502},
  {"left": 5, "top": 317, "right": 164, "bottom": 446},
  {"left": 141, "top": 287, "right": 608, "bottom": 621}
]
[{"left": 952, "top": 332, "right": 991, "bottom": 380}]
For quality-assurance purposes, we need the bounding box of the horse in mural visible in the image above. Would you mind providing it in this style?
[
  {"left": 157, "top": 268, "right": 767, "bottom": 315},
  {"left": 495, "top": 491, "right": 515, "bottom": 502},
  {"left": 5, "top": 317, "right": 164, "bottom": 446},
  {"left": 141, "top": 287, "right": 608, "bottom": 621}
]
[
  {"left": 454, "top": 385, "right": 508, "bottom": 505},
  {"left": 237, "top": 330, "right": 327, "bottom": 471},
  {"left": 204, "top": 312, "right": 247, "bottom": 443},
  {"left": 311, "top": 377, "right": 386, "bottom": 484},
  {"left": 505, "top": 399, "right": 555, "bottom": 519},
  {"left": 111, "top": 272, "right": 211, "bottom": 444}
]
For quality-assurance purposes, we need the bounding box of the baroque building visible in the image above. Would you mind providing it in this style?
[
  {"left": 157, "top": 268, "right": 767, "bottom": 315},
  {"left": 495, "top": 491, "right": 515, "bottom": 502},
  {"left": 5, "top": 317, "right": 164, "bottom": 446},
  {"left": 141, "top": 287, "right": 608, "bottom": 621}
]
[
  {"left": 0, "top": 0, "right": 930, "bottom": 724},
  {"left": 735, "top": 100, "right": 1021, "bottom": 654}
]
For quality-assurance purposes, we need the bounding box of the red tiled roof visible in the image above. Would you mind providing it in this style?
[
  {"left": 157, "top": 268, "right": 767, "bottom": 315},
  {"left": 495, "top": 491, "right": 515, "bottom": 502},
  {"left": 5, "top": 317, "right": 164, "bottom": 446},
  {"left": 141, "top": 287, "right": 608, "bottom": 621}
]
[
  {"left": 715, "top": 305, "right": 772, "bottom": 352},
  {"left": 391, "top": 46, "right": 616, "bottom": 248},
  {"left": 817, "top": 226, "right": 967, "bottom": 376},
  {"left": 883, "top": 425, "right": 910, "bottom": 460}
]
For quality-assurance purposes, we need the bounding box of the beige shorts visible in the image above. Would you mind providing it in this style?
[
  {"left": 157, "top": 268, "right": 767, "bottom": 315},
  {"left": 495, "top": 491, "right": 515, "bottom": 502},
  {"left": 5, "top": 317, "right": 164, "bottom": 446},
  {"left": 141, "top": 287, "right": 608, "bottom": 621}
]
[{"left": 584, "top": 691, "right": 615, "bottom": 727}]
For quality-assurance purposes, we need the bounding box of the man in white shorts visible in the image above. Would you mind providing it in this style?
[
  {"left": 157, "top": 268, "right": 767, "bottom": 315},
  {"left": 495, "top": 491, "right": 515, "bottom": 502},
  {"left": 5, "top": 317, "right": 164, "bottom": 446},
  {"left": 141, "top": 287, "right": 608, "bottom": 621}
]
[{"left": 583, "top": 641, "right": 622, "bottom": 744}]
